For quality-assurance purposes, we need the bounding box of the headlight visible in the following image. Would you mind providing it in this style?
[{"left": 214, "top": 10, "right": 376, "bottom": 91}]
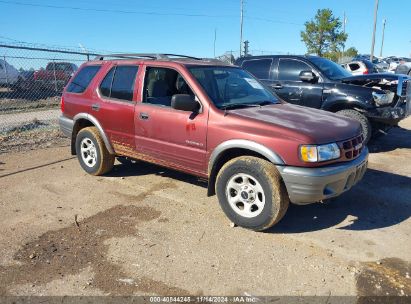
[
  {"left": 372, "top": 91, "right": 394, "bottom": 105},
  {"left": 300, "top": 143, "right": 341, "bottom": 162}
]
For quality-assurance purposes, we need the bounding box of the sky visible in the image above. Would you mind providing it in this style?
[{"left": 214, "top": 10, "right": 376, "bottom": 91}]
[{"left": 0, "top": 0, "right": 410, "bottom": 59}]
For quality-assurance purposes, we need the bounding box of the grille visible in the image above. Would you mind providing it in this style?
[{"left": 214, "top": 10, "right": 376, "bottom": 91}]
[{"left": 340, "top": 134, "right": 364, "bottom": 160}]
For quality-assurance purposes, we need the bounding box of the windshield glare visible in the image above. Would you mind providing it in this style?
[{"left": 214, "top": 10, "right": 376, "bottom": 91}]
[
  {"left": 309, "top": 57, "right": 352, "bottom": 80},
  {"left": 188, "top": 67, "right": 279, "bottom": 109}
]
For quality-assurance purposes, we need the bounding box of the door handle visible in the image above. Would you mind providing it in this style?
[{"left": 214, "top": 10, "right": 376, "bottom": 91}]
[
  {"left": 139, "top": 112, "right": 149, "bottom": 120},
  {"left": 271, "top": 84, "right": 283, "bottom": 90},
  {"left": 91, "top": 103, "right": 100, "bottom": 111}
]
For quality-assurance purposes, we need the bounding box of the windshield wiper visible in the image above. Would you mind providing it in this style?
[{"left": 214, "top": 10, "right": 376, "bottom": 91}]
[{"left": 220, "top": 103, "right": 262, "bottom": 110}]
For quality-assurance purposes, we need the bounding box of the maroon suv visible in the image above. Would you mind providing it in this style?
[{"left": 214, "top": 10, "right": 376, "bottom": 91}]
[{"left": 59, "top": 53, "right": 368, "bottom": 231}]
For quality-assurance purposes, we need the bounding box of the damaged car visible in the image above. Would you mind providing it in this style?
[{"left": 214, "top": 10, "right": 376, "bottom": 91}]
[{"left": 236, "top": 55, "right": 411, "bottom": 143}]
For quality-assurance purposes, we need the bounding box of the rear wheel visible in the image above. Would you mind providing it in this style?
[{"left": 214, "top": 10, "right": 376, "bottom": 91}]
[
  {"left": 75, "top": 127, "right": 114, "bottom": 175},
  {"left": 337, "top": 109, "right": 371, "bottom": 144},
  {"left": 216, "top": 156, "right": 289, "bottom": 231}
]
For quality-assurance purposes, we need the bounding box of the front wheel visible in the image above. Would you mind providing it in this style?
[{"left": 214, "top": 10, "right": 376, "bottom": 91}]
[
  {"left": 75, "top": 127, "right": 115, "bottom": 175},
  {"left": 337, "top": 109, "right": 371, "bottom": 144},
  {"left": 216, "top": 156, "right": 289, "bottom": 231}
]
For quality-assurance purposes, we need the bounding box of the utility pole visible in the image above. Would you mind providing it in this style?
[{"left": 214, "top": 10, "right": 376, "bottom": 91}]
[
  {"left": 370, "top": 0, "right": 379, "bottom": 62},
  {"left": 340, "top": 12, "right": 346, "bottom": 61},
  {"left": 213, "top": 28, "right": 217, "bottom": 58},
  {"left": 379, "top": 19, "right": 386, "bottom": 57},
  {"left": 240, "top": 0, "right": 244, "bottom": 57}
]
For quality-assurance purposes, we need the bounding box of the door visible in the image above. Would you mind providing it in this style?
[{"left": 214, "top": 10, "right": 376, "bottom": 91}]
[
  {"left": 93, "top": 64, "right": 139, "bottom": 153},
  {"left": 134, "top": 66, "right": 208, "bottom": 174},
  {"left": 241, "top": 58, "right": 273, "bottom": 80},
  {"left": 272, "top": 58, "right": 323, "bottom": 109}
]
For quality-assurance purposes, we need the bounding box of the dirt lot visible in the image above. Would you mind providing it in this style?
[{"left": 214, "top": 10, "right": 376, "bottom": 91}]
[{"left": 0, "top": 118, "right": 410, "bottom": 299}]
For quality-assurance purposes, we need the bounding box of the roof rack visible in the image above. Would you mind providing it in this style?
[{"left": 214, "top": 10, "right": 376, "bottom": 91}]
[{"left": 94, "top": 53, "right": 202, "bottom": 61}]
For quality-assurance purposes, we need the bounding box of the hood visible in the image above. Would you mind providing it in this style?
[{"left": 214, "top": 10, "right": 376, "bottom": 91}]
[
  {"left": 341, "top": 73, "right": 400, "bottom": 83},
  {"left": 230, "top": 103, "right": 361, "bottom": 144}
]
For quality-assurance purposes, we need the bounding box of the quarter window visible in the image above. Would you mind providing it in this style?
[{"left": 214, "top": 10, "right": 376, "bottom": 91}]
[
  {"left": 241, "top": 59, "right": 272, "bottom": 79},
  {"left": 99, "top": 65, "right": 138, "bottom": 101},
  {"left": 99, "top": 67, "right": 114, "bottom": 97},
  {"left": 278, "top": 59, "right": 312, "bottom": 81},
  {"left": 349, "top": 63, "right": 360, "bottom": 71},
  {"left": 66, "top": 65, "right": 101, "bottom": 94}
]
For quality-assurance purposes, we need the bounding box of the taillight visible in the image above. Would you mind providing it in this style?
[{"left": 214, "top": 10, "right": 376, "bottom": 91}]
[
  {"left": 61, "top": 96, "right": 65, "bottom": 113},
  {"left": 363, "top": 69, "right": 369, "bottom": 74}
]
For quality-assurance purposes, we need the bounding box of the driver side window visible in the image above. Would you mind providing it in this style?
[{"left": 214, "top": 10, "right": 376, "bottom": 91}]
[
  {"left": 278, "top": 59, "right": 311, "bottom": 81},
  {"left": 143, "top": 67, "right": 194, "bottom": 107}
]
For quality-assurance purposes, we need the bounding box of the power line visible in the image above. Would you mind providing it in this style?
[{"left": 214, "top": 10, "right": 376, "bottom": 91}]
[
  {"left": 245, "top": 16, "right": 302, "bottom": 26},
  {"left": 0, "top": 0, "right": 235, "bottom": 18},
  {"left": 0, "top": 0, "right": 303, "bottom": 26}
]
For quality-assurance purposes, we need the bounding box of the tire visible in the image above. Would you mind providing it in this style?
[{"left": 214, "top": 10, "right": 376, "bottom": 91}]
[
  {"left": 216, "top": 156, "right": 289, "bottom": 231},
  {"left": 75, "top": 127, "right": 115, "bottom": 176},
  {"left": 337, "top": 109, "right": 372, "bottom": 144}
]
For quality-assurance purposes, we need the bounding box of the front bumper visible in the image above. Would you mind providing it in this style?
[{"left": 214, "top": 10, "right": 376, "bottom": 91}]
[
  {"left": 368, "top": 103, "right": 409, "bottom": 125},
  {"left": 276, "top": 148, "right": 368, "bottom": 205},
  {"left": 58, "top": 115, "right": 74, "bottom": 137}
]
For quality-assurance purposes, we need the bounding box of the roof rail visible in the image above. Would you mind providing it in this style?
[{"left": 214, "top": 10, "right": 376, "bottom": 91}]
[{"left": 94, "top": 53, "right": 202, "bottom": 61}]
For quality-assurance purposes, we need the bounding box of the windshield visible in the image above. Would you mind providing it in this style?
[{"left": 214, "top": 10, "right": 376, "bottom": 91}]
[
  {"left": 309, "top": 57, "right": 352, "bottom": 80},
  {"left": 188, "top": 66, "right": 279, "bottom": 109}
]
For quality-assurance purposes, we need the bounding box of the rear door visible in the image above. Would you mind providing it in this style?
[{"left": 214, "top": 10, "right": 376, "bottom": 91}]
[
  {"left": 240, "top": 58, "right": 273, "bottom": 84},
  {"left": 272, "top": 58, "right": 324, "bottom": 109},
  {"left": 93, "top": 64, "right": 139, "bottom": 152}
]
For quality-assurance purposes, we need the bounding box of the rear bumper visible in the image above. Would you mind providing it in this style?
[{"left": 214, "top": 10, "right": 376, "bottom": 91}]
[
  {"left": 58, "top": 115, "right": 73, "bottom": 137},
  {"left": 277, "top": 148, "right": 368, "bottom": 205}
]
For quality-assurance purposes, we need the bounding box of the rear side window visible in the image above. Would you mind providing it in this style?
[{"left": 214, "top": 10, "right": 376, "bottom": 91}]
[
  {"left": 278, "top": 59, "right": 311, "bottom": 81},
  {"left": 99, "top": 65, "right": 138, "bottom": 101},
  {"left": 66, "top": 65, "right": 101, "bottom": 93},
  {"left": 241, "top": 59, "right": 272, "bottom": 79}
]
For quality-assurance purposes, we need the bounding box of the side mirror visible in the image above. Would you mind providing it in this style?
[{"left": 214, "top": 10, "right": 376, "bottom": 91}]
[
  {"left": 299, "top": 70, "right": 317, "bottom": 83},
  {"left": 171, "top": 94, "right": 199, "bottom": 112}
]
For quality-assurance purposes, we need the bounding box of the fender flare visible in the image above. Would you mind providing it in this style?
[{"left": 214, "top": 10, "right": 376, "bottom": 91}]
[
  {"left": 208, "top": 139, "right": 284, "bottom": 175},
  {"left": 73, "top": 113, "right": 115, "bottom": 154}
]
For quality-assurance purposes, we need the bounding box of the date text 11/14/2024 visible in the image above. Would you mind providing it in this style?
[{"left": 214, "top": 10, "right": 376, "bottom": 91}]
[{"left": 149, "top": 296, "right": 258, "bottom": 303}]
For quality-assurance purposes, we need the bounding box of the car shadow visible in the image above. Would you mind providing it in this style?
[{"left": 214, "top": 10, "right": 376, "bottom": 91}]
[
  {"left": 105, "top": 162, "right": 410, "bottom": 233},
  {"left": 106, "top": 161, "right": 208, "bottom": 188},
  {"left": 269, "top": 168, "right": 411, "bottom": 233},
  {"left": 368, "top": 126, "right": 411, "bottom": 153}
]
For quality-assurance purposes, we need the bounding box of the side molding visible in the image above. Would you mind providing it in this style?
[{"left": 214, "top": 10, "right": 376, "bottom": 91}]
[
  {"left": 73, "top": 113, "right": 115, "bottom": 154},
  {"left": 208, "top": 139, "right": 284, "bottom": 174}
]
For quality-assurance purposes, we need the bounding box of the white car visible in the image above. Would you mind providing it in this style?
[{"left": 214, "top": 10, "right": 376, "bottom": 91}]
[
  {"left": 341, "top": 60, "right": 380, "bottom": 75},
  {"left": 0, "top": 59, "right": 20, "bottom": 86}
]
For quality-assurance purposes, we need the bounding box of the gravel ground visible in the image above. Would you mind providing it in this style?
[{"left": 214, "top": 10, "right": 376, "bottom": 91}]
[
  {"left": 0, "top": 109, "right": 60, "bottom": 133},
  {"left": 0, "top": 117, "right": 410, "bottom": 299}
]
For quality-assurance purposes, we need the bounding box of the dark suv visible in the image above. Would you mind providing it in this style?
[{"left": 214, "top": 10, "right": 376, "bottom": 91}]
[
  {"left": 59, "top": 53, "right": 367, "bottom": 231},
  {"left": 236, "top": 55, "right": 411, "bottom": 143}
]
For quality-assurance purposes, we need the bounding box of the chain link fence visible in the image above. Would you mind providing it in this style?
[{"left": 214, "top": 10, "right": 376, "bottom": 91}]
[{"left": 0, "top": 43, "right": 101, "bottom": 153}]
